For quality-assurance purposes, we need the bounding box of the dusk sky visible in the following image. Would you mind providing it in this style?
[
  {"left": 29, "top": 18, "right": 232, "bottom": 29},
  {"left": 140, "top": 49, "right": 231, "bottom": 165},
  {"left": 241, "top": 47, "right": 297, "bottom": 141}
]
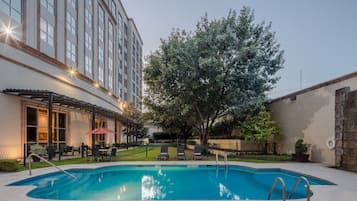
[{"left": 122, "top": 0, "right": 357, "bottom": 98}]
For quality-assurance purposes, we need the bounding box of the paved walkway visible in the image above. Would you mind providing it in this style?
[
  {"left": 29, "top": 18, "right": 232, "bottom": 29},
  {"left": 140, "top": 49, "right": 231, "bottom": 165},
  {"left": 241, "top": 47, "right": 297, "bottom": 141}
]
[{"left": 0, "top": 161, "right": 356, "bottom": 201}]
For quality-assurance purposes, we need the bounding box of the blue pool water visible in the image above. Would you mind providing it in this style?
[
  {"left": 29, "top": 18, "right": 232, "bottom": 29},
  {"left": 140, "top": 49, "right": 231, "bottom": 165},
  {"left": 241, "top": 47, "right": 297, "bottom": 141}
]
[{"left": 9, "top": 165, "right": 333, "bottom": 200}]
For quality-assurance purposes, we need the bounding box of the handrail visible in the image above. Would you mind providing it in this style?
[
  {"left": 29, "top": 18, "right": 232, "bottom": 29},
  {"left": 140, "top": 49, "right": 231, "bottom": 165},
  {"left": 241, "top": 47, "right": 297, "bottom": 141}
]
[
  {"left": 288, "top": 176, "right": 311, "bottom": 201},
  {"left": 267, "top": 177, "right": 286, "bottom": 201},
  {"left": 224, "top": 152, "right": 228, "bottom": 166},
  {"left": 216, "top": 152, "right": 219, "bottom": 165},
  {"left": 27, "top": 153, "right": 77, "bottom": 180}
]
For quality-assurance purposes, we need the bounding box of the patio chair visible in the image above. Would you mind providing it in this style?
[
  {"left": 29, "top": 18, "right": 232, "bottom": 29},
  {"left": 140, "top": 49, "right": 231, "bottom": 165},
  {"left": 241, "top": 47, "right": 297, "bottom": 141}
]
[
  {"left": 92, "top": 146, "right": 102, "bottom": 162},
  {"left": 177, "top": 145, "right": 186, "bottom": 160},
  {"left": 158, "top": 145, "right": 169, "bottom": 160},
  {"left": 109, "top": 147, "right": 117, "bottom": 161},
  {"left": 193, "top": 145, "right": 203, "bottom": 160}
]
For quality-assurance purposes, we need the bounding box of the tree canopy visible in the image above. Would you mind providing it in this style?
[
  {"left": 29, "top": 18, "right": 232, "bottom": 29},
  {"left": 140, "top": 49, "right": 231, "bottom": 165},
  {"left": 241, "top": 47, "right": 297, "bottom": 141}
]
[{"left": 144, "top": 7, "right": 284, "bottom": 147}]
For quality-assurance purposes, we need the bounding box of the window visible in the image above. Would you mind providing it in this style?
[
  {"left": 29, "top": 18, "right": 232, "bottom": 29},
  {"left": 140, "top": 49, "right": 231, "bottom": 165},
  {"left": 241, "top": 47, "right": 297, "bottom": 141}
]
[
  {"left": 66, "top": 12, "right": 75, "bottom": 35},
  {"left": 40, "top": 0, "right": 54, "bottom": 14},
  {"left": 40, "top": 18, "right": 54, "bottom": 46},
  {"left": 98, "top": 46, "right": 103, "bottom": 62},
  {"left": 108, "top": 57, "right": 113, "bottom": 89},
  {"left": 26, "top": 107, "right": 67, "bottom": 146},
  {"left": 111, "top": 0, "right": 116, "bottom": 17},
  {"left": 85, "top": 55, "right": 92, "bottom": 76},
  {"left": 98, "top": 6, "right": 104, "bottom": 25},
  {"left": 98, "top": 44, "right": 104, "bottom": 84},
  {"left": 85, "top": 8, "right": 92, "bottom": 28},
  {"left": 67, "top": 0, "right": 75, "bottom": 8},
  {"left": 85, "top": 32, "right": 92, "bottom": 51},
  {"left": 66, "top": 40, "right": 76, "bottom": 62},
  {"left": 98, "top": 27, "right": 104, "bottom": 42},
  {"left": 87, "top": 0, "right": 92, "bottom": 7},
  {"left": 108, "top": 22, "right": 113, "bottom": 53},
  {"left": 98, "top": 65, "right": 104, "bottom": 83},
  {"left": 0, "top": 0, "right": 22, "bottom": 23}
]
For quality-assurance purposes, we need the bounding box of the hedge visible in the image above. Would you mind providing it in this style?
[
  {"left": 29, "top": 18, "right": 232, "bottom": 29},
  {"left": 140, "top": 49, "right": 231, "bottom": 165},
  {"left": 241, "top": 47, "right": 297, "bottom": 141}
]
[{"left": 0, "top": 159, "right": 19, "bottom": 172}]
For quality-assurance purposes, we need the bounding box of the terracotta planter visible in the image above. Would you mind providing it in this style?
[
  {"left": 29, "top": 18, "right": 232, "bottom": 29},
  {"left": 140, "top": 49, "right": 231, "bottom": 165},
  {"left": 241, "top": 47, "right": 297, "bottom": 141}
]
[{"left": 292, "top": 154, "right": 309, "bottom": 162}]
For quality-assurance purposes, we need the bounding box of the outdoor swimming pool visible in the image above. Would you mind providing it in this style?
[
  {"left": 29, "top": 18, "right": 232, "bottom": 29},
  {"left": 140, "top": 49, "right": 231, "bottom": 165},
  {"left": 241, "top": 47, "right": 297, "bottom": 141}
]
[{"left": 9, "top": 165, "right": 333, "bottom": 200}]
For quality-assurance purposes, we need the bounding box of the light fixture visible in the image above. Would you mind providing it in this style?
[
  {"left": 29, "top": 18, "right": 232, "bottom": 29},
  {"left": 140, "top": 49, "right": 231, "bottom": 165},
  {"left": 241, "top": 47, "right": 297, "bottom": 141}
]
[
  {"left": 4, "top": 27, "right": 13, "bottom": 35},
  {"left": 94, "top": 83, "right": 99, "bottom": 88},
  {"left": 108, "top": 92, "right": 112, "bottom": 96},
  {"left": 69, "top": 69, "right": 76, "bottom": 75}
]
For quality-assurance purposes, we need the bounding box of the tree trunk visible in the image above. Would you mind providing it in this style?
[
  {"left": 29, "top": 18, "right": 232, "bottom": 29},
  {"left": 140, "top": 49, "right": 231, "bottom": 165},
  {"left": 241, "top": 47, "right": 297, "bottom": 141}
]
[{"left": 199, "top": 127, "right": 209, "bottom": 155}]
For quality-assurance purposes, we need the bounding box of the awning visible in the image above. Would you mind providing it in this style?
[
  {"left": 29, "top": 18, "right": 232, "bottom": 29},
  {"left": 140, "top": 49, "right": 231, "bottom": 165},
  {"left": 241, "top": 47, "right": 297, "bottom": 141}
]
[{"left": 2, "top": 88, "right": 138, "bottom": 126}]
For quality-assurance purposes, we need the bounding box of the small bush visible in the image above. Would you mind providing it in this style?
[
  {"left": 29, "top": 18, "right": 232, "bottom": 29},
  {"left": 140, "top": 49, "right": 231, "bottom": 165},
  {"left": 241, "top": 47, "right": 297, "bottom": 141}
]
[{"left": 0, "top": 160, "right": 19, "bottom": 172}]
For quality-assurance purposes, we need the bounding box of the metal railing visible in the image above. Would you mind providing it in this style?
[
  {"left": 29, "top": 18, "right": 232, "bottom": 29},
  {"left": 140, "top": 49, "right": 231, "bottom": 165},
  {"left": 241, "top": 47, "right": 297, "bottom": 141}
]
[
  {"left": 27, "top": 153, "right": 77, "bottom": 180},
  {"left": 288, "top": 176, "right": 311, "bottom": 201},
  {"left": 267, "top": 177, "right": 286, "bottom": 201}
]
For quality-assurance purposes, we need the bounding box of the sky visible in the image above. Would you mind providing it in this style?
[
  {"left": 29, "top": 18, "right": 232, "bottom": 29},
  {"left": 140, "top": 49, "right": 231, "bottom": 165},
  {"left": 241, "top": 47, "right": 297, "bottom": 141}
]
[{"left": 121, "top": 0, "right": 357, "bottom": 98}]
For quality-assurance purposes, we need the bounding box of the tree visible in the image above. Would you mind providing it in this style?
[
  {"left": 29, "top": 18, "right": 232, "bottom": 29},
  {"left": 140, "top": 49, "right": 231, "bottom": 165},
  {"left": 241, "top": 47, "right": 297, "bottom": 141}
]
[
  {"left": 240, "top": 111, "right": 280, "bottom": 143},
  {"left": 144, "top": 7, "right": 284, "bottom": 148},
  {"left": 143, "top": 98, "right": 194, "bottom": 145}
]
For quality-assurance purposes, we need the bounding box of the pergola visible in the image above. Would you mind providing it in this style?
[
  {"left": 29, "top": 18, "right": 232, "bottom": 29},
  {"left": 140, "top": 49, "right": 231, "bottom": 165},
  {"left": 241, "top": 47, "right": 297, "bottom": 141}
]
[{"left": 2, "top": 89, "right": 140, "bottom": 160}]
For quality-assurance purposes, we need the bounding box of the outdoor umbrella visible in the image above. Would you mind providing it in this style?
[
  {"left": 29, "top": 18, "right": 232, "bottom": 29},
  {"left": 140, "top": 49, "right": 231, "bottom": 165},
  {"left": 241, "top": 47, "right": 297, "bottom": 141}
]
[
  {"left": 87, "top": 128, "right": 114, "bottom": 149},
  {"left": 87, "top": 127, "right": 114, "bottom": 135}
]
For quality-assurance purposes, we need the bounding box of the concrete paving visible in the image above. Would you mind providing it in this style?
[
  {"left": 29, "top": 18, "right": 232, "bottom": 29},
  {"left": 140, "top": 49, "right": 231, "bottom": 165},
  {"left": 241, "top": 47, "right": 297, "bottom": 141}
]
[{"left": 0, "top": 161, "right": 356, "bottom": 201}]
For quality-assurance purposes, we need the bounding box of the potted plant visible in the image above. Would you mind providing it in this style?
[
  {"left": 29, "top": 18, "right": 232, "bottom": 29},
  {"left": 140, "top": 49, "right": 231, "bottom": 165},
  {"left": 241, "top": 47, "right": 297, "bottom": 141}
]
[{"left": 292, "top": 139, "right": 310, "bottom": 162}]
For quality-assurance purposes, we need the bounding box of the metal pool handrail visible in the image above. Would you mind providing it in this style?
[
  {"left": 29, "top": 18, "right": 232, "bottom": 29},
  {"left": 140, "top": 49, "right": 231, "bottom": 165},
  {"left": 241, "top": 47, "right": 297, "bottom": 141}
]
[
  {"left": 267, "top": 177, "right": 286, "bottom": 201},
  {"left": 288, "top": 176, "right": 311, "bottom": 201},
  {"left": 27, "top": 153, "right": 77, "bottom": 180}
]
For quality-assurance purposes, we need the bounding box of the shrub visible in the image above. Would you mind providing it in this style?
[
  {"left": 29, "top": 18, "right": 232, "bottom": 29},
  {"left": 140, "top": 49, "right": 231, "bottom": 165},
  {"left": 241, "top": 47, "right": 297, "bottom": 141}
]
[
  {"left": 295, "top": 139, "right": 308, "bottom": 155},
  {"left": 152, "top": 132, "right": 176, "bottom": 140},
  {"left": 187, "top": 140, "right": 196, "bottom": 145},
  {"left": 0, "top": 160, "right": 19, "bottom": 172}
]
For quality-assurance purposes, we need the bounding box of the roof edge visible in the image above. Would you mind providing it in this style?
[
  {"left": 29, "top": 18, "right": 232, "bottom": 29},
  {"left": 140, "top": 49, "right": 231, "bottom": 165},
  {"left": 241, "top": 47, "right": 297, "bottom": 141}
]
[{"left": 270, "top": 70, "right": 357, "bottom": 103}]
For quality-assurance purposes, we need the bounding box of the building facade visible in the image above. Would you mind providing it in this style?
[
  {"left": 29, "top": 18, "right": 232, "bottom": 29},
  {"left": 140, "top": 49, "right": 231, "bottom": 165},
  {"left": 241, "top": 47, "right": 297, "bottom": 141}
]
[
  {"left": 0, "top": 0, "right": 143, "bottom": 159},
  {"left": 270, "top": 71, "right": 357, "bottom": 169}
]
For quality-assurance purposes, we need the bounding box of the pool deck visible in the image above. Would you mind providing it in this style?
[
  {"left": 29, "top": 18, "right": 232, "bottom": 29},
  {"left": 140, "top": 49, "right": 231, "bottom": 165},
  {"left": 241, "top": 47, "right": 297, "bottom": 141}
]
[{"left": 0, "top": 161, "right": 356, "bottom": 201}]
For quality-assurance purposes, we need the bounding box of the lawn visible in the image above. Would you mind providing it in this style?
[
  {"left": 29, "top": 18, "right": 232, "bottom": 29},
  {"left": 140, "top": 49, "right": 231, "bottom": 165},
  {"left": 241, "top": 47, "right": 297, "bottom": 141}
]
[{"left": 11, "top": 146, "right": 291, "bottom": 171}]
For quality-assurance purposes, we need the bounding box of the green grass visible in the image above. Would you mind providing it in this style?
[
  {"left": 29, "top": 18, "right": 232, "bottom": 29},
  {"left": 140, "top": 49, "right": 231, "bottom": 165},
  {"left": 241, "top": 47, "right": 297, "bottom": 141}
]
[
  {"left": 118, "top": 146, "right": 194, "bottom": 161},
  {"left": 14, "top": 146, "right": 291, "bottom": 171}
]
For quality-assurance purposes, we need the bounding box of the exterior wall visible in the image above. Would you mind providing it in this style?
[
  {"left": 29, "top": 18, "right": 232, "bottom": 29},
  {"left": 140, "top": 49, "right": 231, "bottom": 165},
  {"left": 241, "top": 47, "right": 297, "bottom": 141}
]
[
  {"left": 270, "top": 75, "right": 357, "bottom": 166},
  {"left": 0, "top": 94, "right": 22, "bottom": 159},
  {"left": 69, "top": 111, "right": 91, "bottom": 147}
]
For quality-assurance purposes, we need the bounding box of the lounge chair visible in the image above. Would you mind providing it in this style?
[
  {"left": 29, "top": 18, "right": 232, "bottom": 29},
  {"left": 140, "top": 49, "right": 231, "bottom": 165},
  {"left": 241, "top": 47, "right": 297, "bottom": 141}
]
[
  {"left": 177, "top": 145, "right": 186, "bottom": 160},
  {"left": 193, "top": 145, "right": 202, "bottom": 160},
  {"left": 158, "top": 145, "right": 169, "bottom": 160}
]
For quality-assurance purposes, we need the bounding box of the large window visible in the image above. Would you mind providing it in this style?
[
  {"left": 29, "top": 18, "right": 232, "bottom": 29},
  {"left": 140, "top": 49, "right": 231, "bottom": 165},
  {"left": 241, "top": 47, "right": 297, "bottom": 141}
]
[
  {"left": 66, "top": 11, "right": 76, "bottom": 35},
  {"left": 40, "top": 18, "right": 54, "bottom": 47},
  {"left": 0, "top": 0, "right": 22, "bottom": 23},
  {"left": 66, "top": 39, "right": 76, "bottom": 62},
  {"left": 40, "top": 0, "right": 54, "bottom": 14},
  {"left": 94, "top": 120, "right": 107, "bottom": 147},
  {"left": 26, "top": 107, "right": 67, "bottom": 145}
]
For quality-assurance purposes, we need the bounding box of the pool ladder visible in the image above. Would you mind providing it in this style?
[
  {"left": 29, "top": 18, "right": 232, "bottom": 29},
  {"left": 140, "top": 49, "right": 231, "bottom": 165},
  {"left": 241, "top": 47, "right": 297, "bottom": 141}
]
[
  {"left": 215, "top": 152, "right": 228, "bottom": 178},
  {"left": 267, "top": 176, "right": 311, "bottom": 201},
  {"left": 27, "top": 153, "right": 77, "bottom": 180}
]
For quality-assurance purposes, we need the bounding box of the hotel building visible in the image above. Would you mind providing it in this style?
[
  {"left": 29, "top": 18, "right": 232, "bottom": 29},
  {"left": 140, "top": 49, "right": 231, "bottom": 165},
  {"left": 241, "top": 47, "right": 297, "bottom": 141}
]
[{"left": 0, "top": 0, "right": 143, "bottom": 159}]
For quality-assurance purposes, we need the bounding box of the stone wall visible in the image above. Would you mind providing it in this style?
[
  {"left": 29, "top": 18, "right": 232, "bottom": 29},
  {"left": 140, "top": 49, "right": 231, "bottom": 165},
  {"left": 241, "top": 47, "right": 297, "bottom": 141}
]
[
  {"left": 339, "top": 90, "right": 357, "bottom": 171},
  {"left": 335, "top": 87, "right": 350, "bottom": 168}
]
